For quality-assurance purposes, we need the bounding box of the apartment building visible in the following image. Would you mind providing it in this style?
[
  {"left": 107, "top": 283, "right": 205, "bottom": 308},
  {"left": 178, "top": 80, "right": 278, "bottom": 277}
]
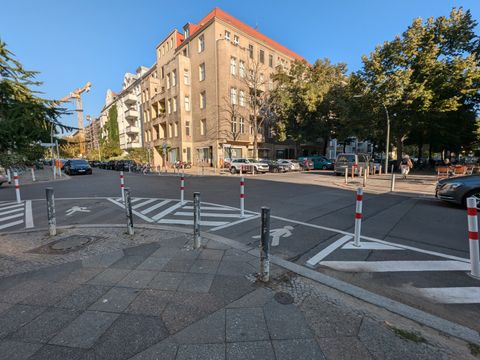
[
  {"left": 142, "top": 7, "right": 303, "bottom": 168},
  {"left": 100, "top": 66, "right": 149, "bottom": 151},
  {"left": 85, "top": 116, "right": 101, "bottom": 153}
]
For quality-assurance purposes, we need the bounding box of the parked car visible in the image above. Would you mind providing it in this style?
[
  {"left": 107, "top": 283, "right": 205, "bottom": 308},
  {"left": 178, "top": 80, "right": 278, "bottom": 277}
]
[
  {"left": 229, "top": 158, "right": 269, "bottom": 174},
  {"left": 63, "top": 159, "right": 92, "bottom": 175},
  {"left": 260, "top": 160, "right": 289, "bottom": 173},
  {"left": 334, "top": 153, "right": 369, "bottom": 175},
  {"left": 277, "top": 159, "right": 301, "bottom": 171},
  {"left": 436, "top": 175, "right": 480, "bottom": 208},
  {"left": 0, "top": 166, "right": 8, "bottom": 186},
  {"left": 105, "top": 160, "right": 116, "bottom": 170},
  {"left": 298, "top": 156, "right": 333, "bottom": 170}
]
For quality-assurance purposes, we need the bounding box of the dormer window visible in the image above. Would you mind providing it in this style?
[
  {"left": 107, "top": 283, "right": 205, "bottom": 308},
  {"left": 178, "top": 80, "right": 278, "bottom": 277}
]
[
  {"left": 185, "top": 28, "right": 190, "bottom": 39},
  {"left": 225, "top": 30, "right": 230, "bottom": 41}
]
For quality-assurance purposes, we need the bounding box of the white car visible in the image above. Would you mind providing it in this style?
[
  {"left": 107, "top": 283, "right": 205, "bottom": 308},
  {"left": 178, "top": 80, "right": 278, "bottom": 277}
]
[
  {"left": 229, "top": 159, "right": 269, "bottom": 174},
  {"left": 277, "top": 159, "right": 301, "bottom": 171}
]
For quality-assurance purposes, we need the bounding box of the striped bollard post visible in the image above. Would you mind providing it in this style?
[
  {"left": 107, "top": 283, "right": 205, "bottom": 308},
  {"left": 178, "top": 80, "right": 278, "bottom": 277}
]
[
  {"left": 13, "top": 172, "right": 21, "bottom": 203},
  {"left": 31, "top": 167, "right": 36, "bottom": 182},
  {"left": 240, "top": 176, "right": 245, "bottom": 218},
  {"left": 466, "top": 198, "right": 480, "bottom": 278},
  {"left": 180, "top": 173, "right": 185, "bottom": 205},
  {"left": 120, "top": 171, "right": 125, "bottom": 202},
  {"left": 6, "top": 168, "right": 11, "bottom": 184},
  {"left": 351, "top": 165, "right": 355, "bottom": 179},
  {"left": 353, "top": 187, "right": 363, "bottom": 247},
  {"left": 344, "top": 168, "right": 348, "bottom": 184}
]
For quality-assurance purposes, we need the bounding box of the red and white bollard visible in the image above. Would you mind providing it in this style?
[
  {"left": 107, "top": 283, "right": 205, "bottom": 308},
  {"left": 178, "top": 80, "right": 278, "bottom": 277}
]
[
  {"left": 466, "top": 198, "right": 480, "bottom": 278},
  {"left": 13, "top": 171, "right": 21, "bottom": 203},
  {"left": 353, "top": 187, "right": 363, "bottom": 247},
  {"left": 240, "top": 176, "right": 245, "bottom": 217},
  {"left": 120, "top": 171, "right": 125, "bottom": 202},
  {"left": 180, "top": 173, "right": 185, "bottom": 205}
]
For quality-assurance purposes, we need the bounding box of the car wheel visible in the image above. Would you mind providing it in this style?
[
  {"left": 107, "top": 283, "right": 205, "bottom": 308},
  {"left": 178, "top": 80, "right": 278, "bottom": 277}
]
[
  {"left": 230, "top": 167, "right": 237, "bottom": 174},
  {"left": 463, "top": 189, "right": 480, "bottom": 208},
  {"left": 322, "top": 165, "right": 327, "bottom": 170}
]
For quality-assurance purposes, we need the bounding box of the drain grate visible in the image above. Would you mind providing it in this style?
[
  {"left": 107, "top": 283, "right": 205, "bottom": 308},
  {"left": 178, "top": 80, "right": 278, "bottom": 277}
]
[
  {"left": 274, "top": 291, "right": 294, "bottom": 305},
  {"left": 29, "top": 235, "right": 102, "bottom": 255}
]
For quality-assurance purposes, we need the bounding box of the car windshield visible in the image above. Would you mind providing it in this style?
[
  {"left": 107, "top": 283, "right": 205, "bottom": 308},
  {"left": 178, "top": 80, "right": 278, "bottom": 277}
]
[
  {"left": 71, "top": 160, "right": 89, "bottom": 166},
  {"left": 337, "top": 155, "right": 355, "bottom": 162}
]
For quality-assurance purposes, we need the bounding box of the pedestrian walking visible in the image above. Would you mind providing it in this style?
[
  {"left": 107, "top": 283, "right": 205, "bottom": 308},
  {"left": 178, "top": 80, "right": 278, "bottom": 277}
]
[{"left": 400, "top": 155, "right": 413, "bottom": 179}]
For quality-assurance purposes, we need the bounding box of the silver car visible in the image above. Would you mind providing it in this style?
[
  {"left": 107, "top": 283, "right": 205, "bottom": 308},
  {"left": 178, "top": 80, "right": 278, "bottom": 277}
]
[
  {"left": 436, "top": 175, "right": 480, "bottom": 208},
  {"left": 334, "top": 153, "right": 369, "bottom": 175},
  {"left": 277, "top": 159, "right": 301, "bottom": 171},
  {"left": 229, "top": 158, "right": 269, "bottom": 174}
]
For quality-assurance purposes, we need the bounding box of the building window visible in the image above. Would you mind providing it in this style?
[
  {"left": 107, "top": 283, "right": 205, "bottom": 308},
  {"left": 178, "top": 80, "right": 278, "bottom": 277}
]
[
  {"left": 248, "top": 44, "right": 253, "bottom": 59},
  {"left": 233, "top": 35, "right": 239, "bottom": 45},
  {"left": 200, "top": 119, "right": 206, "bottom": 135},
  {"left": 248, "top": 69, "right": 254, "bottom": 80},
  {"left": 184, "top": 96, "right": 190, "bottom": 111},
  {"left": 186, "top": 121, "right": 190, "bottom": 136},
  {"left": 167, "top": 99, "right": 172, "bottom": 114},
  {"left": 260, "top": 73, "right": 264, "bottom": 83},
  {"left": 259, "top": 49, "right": 265, "bottom": 64},
  {"left": 172, "top": 70, "right": 177, "bottom": 87},
  {"left": 239, "top": 61, "right": 245, "bottom": 78},
  {"left": 231, "top": 117, "right": 237, "bottom": 133},
  {"left": 170, "top": 38, "right": 173, "bottom": 49},
  {"left": 200, "top": 91, "right": 206, "bottom": 109},
  {"left": 166, "top": 73, "right": 171, "bottom": 89},
  {"left": 239, "top": 116, "right": 245, "bottom": 133},
  {"left": 168, "top": 123, "right": 173, "bottom": 138},
  {"left": 162, "top": 46, "right": 165, "bottom": 55},
  {"left": 239, "top": 90, "right": 245, "bottom": 107},
  {"left": 230, "top": 57, "right": 236, "bottom": 75},
  {"left": 199, "top": 63, "right": 205, "bottom": 81},
  {"left": 225, "top": 30, "right": 230, "bottom": 40},
  {"left": 174, "top": 122, "right": 178, "bottom": 137},
  {"left": 198, "top": 35, "right": 205, "bottom": 52},
  {"left": 269, "top": 54, "right": 273, "bottom": 68},
  {"left": 161, "top": 66, "right": 165, "bottom": 79},
  {"left": 173, "top": 97, "right": 177, "bottom": 112},
  {"left": 187, "top": 147, "right": 191, "bottom": 161},
  {"left": 230, "top": 87, "right": 237, "bottom": 105},
  {"left": 184, "top": 69, "right": 189, "bottom": 85}
]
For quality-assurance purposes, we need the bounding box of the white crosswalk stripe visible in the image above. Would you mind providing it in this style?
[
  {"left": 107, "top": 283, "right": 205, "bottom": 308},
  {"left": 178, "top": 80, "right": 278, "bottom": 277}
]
[{"left": 0, "top": 201, "right": 26, "bottom": 231}]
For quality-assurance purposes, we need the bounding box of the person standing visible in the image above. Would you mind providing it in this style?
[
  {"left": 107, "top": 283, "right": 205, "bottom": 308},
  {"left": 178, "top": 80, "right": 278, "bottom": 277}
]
[{"left": 400, "top": 155, "right": 413, "bottom": 179}]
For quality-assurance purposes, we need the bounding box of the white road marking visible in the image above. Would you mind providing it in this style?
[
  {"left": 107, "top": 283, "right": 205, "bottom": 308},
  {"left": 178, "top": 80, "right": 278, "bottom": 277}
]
[
  {"left": 106, "top": 198, "right": 154, "bottom": 223},
  {"left": 141, "top": 200, "right": 170, "bottom": 215},
  {"left": 182, "top": 206, "right": 237, "bottom": 211},
  {"left": 252, "top": 226, "right": 294, "bottom": 247},
  {"left": 320, "top": 260, "right": 471, "bottom": 272},
  {"left": 130, "top": 198, "right": 144, "bottom": 203},
  {"left": 174, "top": 211, "right": 250, "bottom": 218},
  {"left": 25, "top": 200, "right": 33, "bottom": 228},
  {"left": 341, "top": 241, "right": 404, "bottom": 250},
  {"left": 209, "top": 214, "right": 261, "bottom": 232},
  {"left": 158, "top": 219, "right": 229, "bottom": 227},
  {"left": 0, "top": 207, "right": 24, "bottom": 216},
  {"left": 0, "top": 219, "right": 23, "bottom": 230},
  {"left": 152, "top": 202, "right": 184, "bottom": 221},
  {"left": 66, "top": 206, "right": 90, "bottom": 216},
  {"left": 0, "top": 203, "right": 24, "bottom": 211},
  {"left": 0, "top": 212, "right": 24, "bottom": 222},
  {"left": 416, "top": 287, "right": 480, "bottom": 304},
  {"left": 132, "top": 198, "right": 157, "bottom": 209},
  {"left": 0, "top": 201, "right": 23, "bottom": 207},
  {"left": 306, "top": 235, "right": 353, "bottom": 267}
]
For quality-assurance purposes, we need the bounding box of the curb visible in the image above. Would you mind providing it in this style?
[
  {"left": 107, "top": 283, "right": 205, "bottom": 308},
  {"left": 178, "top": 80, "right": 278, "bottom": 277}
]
[{"left": 5, "top": 223, "right": 480, "bottom": 345}]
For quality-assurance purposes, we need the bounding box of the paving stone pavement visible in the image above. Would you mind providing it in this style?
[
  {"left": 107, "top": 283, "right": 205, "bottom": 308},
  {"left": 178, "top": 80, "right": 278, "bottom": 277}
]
[{"left": 0, "top": 227, "right": 477, "bottom": 359}]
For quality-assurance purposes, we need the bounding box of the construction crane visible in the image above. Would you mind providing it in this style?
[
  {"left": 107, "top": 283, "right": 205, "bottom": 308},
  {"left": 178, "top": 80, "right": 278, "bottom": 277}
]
[{"left": 57, "top": 82, "right": 92, "bottom": 155}]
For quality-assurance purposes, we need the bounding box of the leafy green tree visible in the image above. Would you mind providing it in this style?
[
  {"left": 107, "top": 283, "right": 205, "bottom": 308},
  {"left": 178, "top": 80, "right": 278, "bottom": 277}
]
[
  {"left": 0, "top": 39, "right": 70, "bottom": 163},
  {"left": 107, "top": 105, "right": 119, "bottom": 144}
]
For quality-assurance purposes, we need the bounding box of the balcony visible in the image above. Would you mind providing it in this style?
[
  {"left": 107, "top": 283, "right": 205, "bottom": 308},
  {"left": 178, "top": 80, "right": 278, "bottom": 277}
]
[
  {"left": 125, "top": 125, "right": 139, "bottom": 134},
  {"left": 124, "top": 93, "right": 137, "bottom": 106},
  {"left": 125, "top": 142, "right": 141, "bottom": 149},
  {"left": 125, "top": 109, "right": 139, "bottom": 120}
]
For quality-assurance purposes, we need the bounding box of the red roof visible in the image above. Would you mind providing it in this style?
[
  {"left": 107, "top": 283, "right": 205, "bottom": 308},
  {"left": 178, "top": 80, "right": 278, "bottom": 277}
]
[
  {"left": 176, "top": 32, "right": 185, "bottom": 46},
  {"left": 186, "top": 7, "right": 304, "bottom": 61}
]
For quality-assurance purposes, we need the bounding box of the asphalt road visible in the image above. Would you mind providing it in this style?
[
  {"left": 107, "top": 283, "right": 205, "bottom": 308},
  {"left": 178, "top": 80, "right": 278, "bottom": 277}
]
[{"left": 0, "top": 168, "right": 478, "bottom": 331}]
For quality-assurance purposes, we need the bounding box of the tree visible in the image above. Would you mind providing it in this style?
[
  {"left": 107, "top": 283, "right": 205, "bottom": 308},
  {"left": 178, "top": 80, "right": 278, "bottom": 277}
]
[
  {"left": 106, "top": 105, "right": 119, "bottom": 145},
  {"left": 0, "top": 39, "right": 70, "bottom": 163}
]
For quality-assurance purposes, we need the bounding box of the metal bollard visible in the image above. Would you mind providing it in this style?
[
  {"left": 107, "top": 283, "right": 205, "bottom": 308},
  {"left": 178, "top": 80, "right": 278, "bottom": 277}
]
[
  {"left": 259, "top": 207, "right": 271, "bottom": 282},
  {"left": 31, "top": 167, "right": 36, "bottom": 182},
  {"left": 13, "top": 172, "right": 20, "bottom": 203},
  {"left": 45, "top": 187, "right": 56, "bottom": 236},
  {"left": 193, "top": 192, "right": 201, "bottom": 249},
  {"left": 390, "top": 171, "right": 396, "bottom": 192},
  {"left": 466, "top": 198, "right": 480, "bottom": 278},
  {"left": 379, "top": 165, "right": 382, "bottom": 175},
  {"left": 240, "top": 176, "right": 245, "bottom": 217},
  {"left": 359, "top": 167, "right": 363, "bottom": 177},
  {"left": 344, "top": 168, "right": 348, "bottom": 184},
  {"left": 353, "top": 188, "right": 363, "bottom": 247},
  {"left": 6, "top": 168, "right": 11, "bottom": 184},
  {"left": 363, "top": 168, "right": 367, "bottom": 187},
  {"left": 120, "top": 171, "right": 125, "bottom": 202},
  {"left": 180, "top": 172, "right": 185, "bottom": 205},
  {"left": 351, "top": 165, "right": 355, "bottom": 179},
  {"left": 124, "top": 187, "right": 134, "bottom": 235}
]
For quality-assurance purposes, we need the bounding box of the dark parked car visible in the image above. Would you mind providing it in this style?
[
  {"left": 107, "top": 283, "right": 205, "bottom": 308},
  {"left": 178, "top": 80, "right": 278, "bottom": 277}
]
[
  {"left": 436, "top": 175, "right": 480, "bottom": 208},
  {"left": 260, "top": 160, "right": 289, "bottom": 173},
  {"left": 105, "top": 160, "right": 116, "bottom": 170},
  {"left": 64, "top": 159, "right": 92, "bottom": 175}
]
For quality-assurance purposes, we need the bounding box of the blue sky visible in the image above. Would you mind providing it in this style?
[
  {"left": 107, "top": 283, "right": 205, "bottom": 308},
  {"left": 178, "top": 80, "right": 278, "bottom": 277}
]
[{"left": 2, "top": 0, "right": 479, "bottom": 130}]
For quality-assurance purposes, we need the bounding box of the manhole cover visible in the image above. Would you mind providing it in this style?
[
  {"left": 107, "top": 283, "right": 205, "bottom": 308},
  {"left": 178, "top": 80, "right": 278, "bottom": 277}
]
[
  {"left": 274, "top": 292, "right": 294, "bottom": 305},
  {"left": 28, "top": 235, "right": 102, "bottom": 255}
]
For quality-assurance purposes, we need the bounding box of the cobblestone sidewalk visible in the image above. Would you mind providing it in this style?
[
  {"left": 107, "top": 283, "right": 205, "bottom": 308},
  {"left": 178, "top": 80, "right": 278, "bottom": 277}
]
[{"left": 0, "top": 227, "right": 476, "bottom": 359}]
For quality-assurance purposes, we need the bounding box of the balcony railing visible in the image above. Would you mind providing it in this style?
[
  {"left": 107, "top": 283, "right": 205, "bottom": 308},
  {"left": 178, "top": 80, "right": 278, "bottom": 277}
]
[
  {"left": 124, "top": 93, "right": 137, "bottom": 106},
  {"left": 125, "top": 109, "right": 139, "bottom": 120},
  {"left": 125, "top": 125, "right": 139, "bottom": 134}
]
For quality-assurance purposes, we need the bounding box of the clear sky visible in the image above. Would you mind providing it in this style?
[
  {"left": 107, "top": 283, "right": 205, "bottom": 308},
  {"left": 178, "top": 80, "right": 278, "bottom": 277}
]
[{"left": 1, "top": 0, "right": 479, "bottom": 130}]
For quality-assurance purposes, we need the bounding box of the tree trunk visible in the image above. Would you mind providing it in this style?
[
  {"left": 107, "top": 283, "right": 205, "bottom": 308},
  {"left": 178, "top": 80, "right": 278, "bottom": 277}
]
[{"left": 395, "top": 137, "right": 404, "bottom": 169}]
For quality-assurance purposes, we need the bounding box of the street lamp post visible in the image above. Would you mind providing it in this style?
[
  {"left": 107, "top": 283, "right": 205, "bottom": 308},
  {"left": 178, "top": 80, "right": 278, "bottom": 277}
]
[{"left": 382, "top": 103, "right": 390, "bottom": 174}]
